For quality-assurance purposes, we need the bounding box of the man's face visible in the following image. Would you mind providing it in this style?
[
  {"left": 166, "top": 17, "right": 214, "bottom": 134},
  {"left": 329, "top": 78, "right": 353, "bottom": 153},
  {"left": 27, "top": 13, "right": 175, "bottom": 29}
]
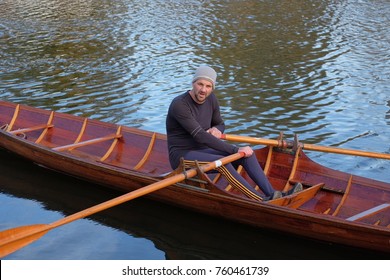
[{"left": 191, "top": 79, "right": 213, "bottom": 104}]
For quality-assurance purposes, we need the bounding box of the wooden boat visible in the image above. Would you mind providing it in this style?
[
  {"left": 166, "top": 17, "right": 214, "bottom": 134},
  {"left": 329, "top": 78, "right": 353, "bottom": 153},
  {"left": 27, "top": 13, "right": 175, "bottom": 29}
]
[
  {"left": 1, "top": 100, "right": 389, "bottom": 253},
  {"left": 2, "top": 149, "right": 387, "bottom": 259}
]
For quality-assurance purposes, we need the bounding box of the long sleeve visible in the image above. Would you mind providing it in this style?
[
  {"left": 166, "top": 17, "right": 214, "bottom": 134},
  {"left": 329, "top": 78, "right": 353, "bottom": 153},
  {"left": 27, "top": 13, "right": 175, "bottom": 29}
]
[{"left": 166, "top": 92, "right": 238, "bottom": 168}]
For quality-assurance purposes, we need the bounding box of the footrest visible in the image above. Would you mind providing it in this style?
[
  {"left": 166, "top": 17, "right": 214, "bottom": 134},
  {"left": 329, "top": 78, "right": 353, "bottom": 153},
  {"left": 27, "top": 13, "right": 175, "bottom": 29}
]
[{"left": 267, "top": 183, "right": 324, "bottom": 208}]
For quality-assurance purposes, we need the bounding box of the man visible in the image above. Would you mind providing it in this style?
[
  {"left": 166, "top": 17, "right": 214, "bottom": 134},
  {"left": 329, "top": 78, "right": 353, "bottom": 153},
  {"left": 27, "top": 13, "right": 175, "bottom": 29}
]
[{"left": 166, "top": 66, "right": 301, "bottom": 200}]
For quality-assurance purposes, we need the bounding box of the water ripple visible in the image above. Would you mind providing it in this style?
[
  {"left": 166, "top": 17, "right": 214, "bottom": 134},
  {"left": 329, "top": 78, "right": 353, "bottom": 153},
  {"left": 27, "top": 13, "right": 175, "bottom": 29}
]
[
  {"left": 0, "top": 0, "right": 389, "bottom": 261},
  {"left": 0, "top": 0, "right": 389, "bottom": 180}
]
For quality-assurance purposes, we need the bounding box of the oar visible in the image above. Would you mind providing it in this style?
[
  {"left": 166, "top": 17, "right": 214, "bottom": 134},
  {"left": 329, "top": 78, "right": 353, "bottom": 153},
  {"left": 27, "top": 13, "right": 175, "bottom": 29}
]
[
  {"left": 0, "top": 152, "right": 244, "bottom": 258},
  {"left": 221, "top": 134, "right": 390, "bottom": 160}
]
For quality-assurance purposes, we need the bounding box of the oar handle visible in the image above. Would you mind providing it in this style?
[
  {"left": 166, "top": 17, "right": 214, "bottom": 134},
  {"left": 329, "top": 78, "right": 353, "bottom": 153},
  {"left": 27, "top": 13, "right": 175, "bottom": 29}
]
[
  {"left": 221, "top": 134, "right": 281, "bottom": 146},
  {"left": 222, "top": 134, "right": 390, "bottom": 160}
]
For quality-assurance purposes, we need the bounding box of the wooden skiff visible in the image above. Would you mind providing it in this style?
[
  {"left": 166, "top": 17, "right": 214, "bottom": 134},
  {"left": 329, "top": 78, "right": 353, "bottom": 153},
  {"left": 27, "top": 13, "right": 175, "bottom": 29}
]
[{"left": 0, "top": 100, "right": 389, "bottom": 253}]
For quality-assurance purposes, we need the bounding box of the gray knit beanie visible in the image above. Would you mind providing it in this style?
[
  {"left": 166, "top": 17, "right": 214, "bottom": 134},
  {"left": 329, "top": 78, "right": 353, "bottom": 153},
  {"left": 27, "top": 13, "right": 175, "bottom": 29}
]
[{"left": 192, "top": 66, "right": 217, "bottom": 89}]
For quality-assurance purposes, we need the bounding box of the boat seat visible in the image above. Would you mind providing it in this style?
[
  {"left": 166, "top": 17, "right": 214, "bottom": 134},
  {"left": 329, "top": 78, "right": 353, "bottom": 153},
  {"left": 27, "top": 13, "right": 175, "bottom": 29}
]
[
  {"left": 53, "top": 133, "right": 122, "bottom": 151},
  {"left": 9, "top": 124, "right": 54, "bottom": 134},
  {"left": 1, "top": 123, "right": 54, "bottom": 140},
  {"left": 346, "top": 203, "right": 390, "bottom": 222}
]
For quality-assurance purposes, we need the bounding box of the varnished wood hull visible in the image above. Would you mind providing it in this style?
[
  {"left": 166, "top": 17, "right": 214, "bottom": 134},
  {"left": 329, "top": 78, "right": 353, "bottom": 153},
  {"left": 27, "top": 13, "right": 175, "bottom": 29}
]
[{"left": 1, "top": 100, "right": 389, "bottom": 253}]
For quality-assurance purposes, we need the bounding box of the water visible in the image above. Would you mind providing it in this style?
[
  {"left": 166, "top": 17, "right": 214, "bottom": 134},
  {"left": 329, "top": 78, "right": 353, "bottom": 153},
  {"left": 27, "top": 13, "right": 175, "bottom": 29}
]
[{"left": 0, "top": 0, "right": 389, "bottom": 259}]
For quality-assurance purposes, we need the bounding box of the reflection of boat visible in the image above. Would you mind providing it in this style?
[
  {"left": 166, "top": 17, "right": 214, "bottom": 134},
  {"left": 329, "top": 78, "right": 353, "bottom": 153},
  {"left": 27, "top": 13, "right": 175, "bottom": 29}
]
[
  {"left": 0, "top": 100, "right": 389, "bottom": 253},
  {"left": 1, "top": 150, "right": 387, "bottom": 259}
]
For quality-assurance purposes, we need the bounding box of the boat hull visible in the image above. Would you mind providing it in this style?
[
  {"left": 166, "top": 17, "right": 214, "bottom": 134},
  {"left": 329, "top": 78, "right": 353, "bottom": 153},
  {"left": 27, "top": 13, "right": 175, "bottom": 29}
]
[{"left": 0, "top": 100, "right": 389, "bottom": 253}]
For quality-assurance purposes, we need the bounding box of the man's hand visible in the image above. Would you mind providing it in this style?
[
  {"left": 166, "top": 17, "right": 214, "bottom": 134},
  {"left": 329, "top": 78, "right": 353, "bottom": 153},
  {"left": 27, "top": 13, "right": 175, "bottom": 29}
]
[
  {"left": 207, "top": 127, "right": 222, "bottom": 138},
  {"left": 238, "top": 146, "right": 254, "bottom": 157}
]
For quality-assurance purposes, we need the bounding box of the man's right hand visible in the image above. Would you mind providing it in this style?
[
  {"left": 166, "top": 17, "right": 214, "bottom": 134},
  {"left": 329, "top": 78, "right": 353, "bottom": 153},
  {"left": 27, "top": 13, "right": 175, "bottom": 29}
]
[{"left": 238, "top": 146, "right": 253, "bottom": 157}]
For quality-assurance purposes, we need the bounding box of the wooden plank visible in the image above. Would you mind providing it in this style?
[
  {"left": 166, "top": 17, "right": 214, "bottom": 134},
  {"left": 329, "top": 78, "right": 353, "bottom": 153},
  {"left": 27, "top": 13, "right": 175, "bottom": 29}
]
[
  {"left": 10, "top": 124, "right": 54, "bottom": 134},
  {"left": 52, "top": 117, "right": 87, "bottom": 151},
  {"left": 53, "top": 134, "right": 122, "bottom": 151},
  {"left": 268, "top": 183, "right": 324, "bottom": 208},
  {"left": 346, "top": 203, "right": 390, "bottom": 222}
]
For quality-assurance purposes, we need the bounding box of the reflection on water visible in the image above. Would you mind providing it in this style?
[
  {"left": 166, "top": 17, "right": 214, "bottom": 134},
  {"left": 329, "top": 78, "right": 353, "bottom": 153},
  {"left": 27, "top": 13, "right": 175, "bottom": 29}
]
[{"left": 0, "top": 0, "right": 389, "bottom": 259}]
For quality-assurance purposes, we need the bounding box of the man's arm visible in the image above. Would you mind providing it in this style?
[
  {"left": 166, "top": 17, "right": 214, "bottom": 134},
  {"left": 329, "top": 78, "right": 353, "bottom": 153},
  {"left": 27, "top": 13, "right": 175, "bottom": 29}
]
[{"left": 171, "top": 98, "right": 238, "bottom": 154}]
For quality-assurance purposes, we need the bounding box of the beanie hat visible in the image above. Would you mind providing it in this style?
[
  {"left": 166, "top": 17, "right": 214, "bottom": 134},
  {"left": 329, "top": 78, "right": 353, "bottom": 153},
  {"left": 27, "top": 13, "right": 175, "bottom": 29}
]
[{"left": 192, "top": 66, "right": 217, "bottom": 89}]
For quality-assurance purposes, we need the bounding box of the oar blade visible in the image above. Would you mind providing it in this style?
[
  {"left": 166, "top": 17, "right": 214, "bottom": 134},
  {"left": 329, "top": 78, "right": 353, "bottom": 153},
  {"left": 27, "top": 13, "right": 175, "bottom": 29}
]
[
  {"left": 0, "top": 152, "right": 245, "bottom": 257},
  {"left": 0, "top": 224, "right": 49, "bottom": 258}
]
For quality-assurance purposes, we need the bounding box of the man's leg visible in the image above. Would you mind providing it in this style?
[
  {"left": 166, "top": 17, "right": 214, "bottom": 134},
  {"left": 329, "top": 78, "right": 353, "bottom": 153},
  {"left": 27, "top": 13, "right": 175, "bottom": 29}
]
[{"left": 238, "top": 155, "right": 275, "bottom": 197}]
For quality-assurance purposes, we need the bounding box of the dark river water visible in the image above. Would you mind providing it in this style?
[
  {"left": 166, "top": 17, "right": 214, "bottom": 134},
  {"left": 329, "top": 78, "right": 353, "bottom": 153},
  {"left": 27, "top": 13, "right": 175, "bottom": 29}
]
[{"left": 0, "top": 0, "right": 389, "bottom": 259}]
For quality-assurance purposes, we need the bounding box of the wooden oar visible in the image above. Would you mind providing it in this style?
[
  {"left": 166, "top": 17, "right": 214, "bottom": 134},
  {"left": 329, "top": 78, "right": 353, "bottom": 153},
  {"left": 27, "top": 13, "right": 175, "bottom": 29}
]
[
  {"left": 0, "top": 152, "right": 244, "bottom": 258},
  {"left": 222, "top": 134, "right": 390, "bottom": 160}
]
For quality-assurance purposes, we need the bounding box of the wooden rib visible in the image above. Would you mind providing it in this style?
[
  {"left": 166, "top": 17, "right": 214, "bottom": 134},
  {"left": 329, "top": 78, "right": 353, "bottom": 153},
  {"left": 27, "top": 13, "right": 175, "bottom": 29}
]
[
  {"left": 332, "top": 174, "right": 353, "bottom": 217},
  {"left": 10, "top": 124, "right": 54, "bottom": 134},
  {"left": 53, "top": 134, "right": 122, "bottom": 151},
  {"left": 6, "top": 104, "right": 20, "bottom": 132},
  {"left": 55, "top": 117, "right": 87, "bottom": 150},
  {"left": 283, "top": 146, "right": 302, "bottom": 192},
  {"left": 35, "top": 111, "right": 54, "bottom": 144},
  {"left": 73, "top": 118, "right": 88, "bottom": 145},
  {"left": 346, "top": 203, "right": 390, "bottom": 222},
  {"left": 263, "top": 146, "right": 273, "bottom": 175},
  {"left": 100, "top": 126, "right": 122, "bottom": 161},
  {"left": 133, "top": 132, "right": 156, "bottom": 170}
]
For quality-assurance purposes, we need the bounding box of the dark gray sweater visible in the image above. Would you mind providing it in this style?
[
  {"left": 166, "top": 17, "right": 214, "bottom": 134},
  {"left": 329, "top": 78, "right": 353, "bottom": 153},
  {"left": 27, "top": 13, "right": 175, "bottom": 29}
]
[{"left": 166, "top": 91, "right": 238, "bottom": 169}]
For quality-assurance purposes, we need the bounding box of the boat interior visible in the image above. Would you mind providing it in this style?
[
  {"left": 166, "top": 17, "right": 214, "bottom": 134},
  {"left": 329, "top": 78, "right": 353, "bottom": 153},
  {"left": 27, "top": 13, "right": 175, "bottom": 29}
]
[{"left": 1, "top": 101, "right": 390, "bottom": 228}]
